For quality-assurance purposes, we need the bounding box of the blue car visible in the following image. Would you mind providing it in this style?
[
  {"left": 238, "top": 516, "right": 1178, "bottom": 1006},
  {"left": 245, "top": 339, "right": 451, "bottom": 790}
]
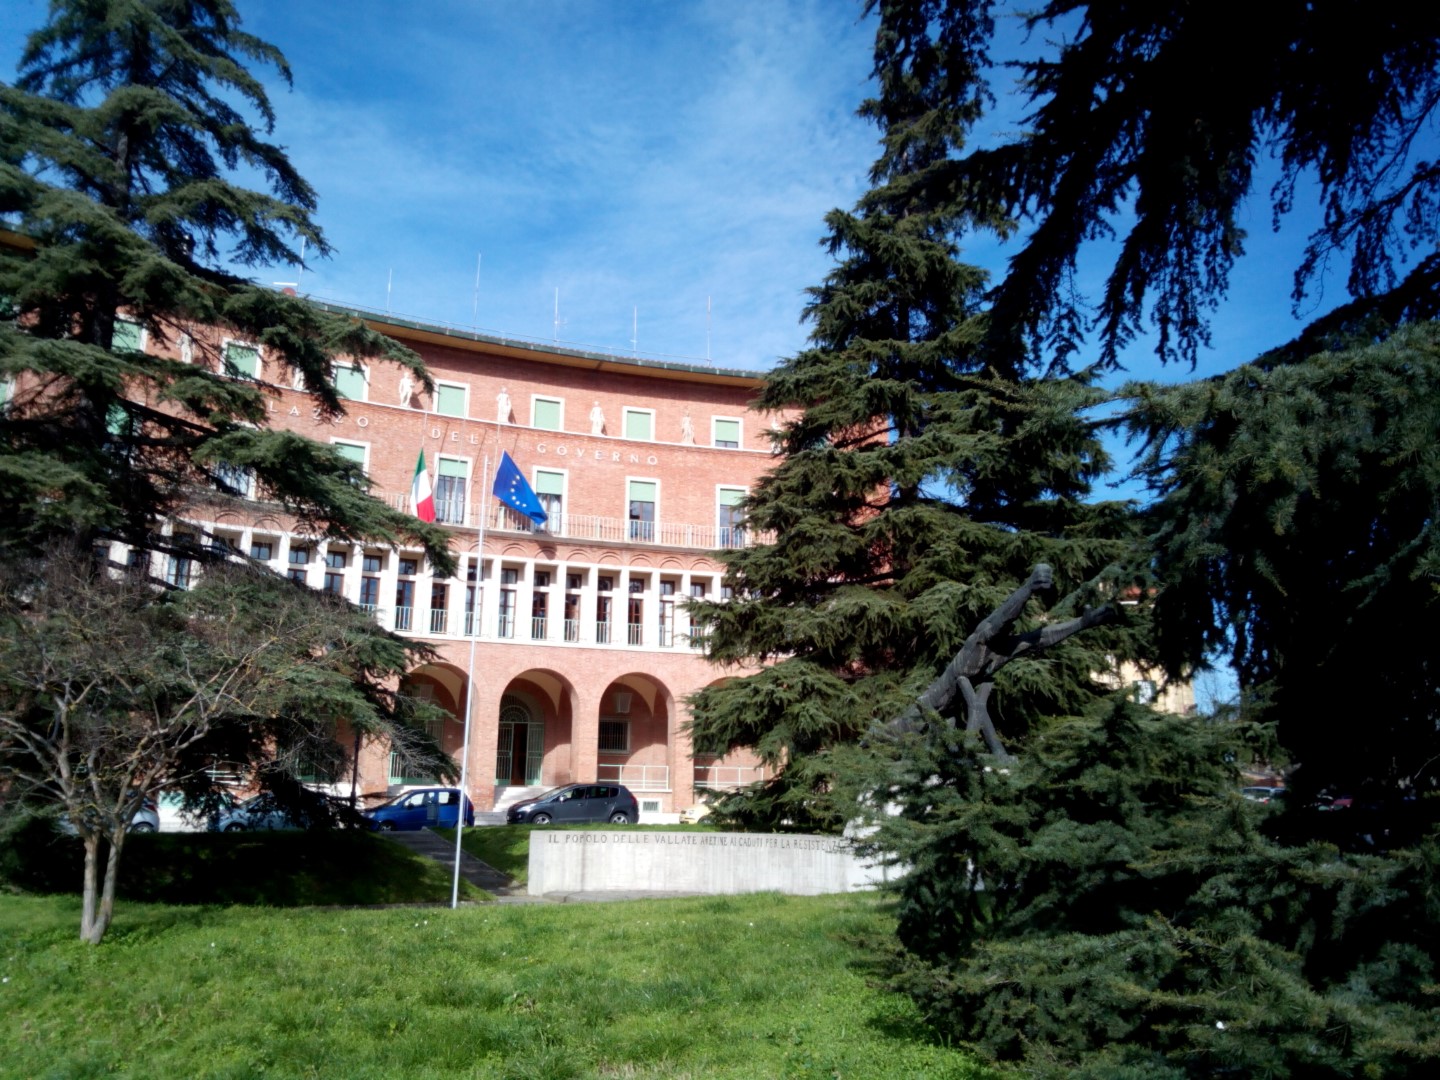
[{"left": 365, "top": 787, "right": 474, "bottom": 831}]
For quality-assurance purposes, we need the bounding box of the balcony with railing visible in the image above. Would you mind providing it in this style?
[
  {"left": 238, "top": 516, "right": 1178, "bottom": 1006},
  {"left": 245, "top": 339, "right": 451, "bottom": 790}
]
[
  {"left": 597, "top": 763, "right": 670, "bottom": 792},
  {"left": 693, "top": 763, "right": 767, "bottom": 790},
  {"left": 382, "top": 495, "right": 770, "bottom": 551}
]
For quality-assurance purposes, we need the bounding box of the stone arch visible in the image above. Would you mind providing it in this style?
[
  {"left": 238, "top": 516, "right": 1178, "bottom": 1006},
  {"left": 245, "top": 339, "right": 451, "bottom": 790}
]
[
  {"left": 595, "top": 673, "right": 675, "bottom": 797},
  {"left": 401, "top": 661, "right": 468, "bottom": 752},
  {"left": 495, "top": 668, "right": 578, "bottom": 790}
]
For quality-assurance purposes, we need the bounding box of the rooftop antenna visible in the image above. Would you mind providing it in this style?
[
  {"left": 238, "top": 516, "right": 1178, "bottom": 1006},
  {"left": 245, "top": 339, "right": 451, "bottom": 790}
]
[
  {"left": 631, "top": 306, "right": 638, "bottom": 357},
  {"left": 471, "top": 253, "right": 482, "bottom": 327},
  {"left": 386, "top": 268, "right": 393, "bottom": 314},
  {"left": 706, "top": 295, "right": 712, "bottom": 362},
  {"left": 553, "top": 287, "right": 560, "bottom": 342}
]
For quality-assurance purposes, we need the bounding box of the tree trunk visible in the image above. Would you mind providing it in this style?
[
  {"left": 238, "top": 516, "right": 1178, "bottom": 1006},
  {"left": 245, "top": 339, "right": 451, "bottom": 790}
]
[
  {"left": 79, "top": 833, "right": 102, "bottom": 943},
  {"left": 95, "top": 832, "right": 124, "bottom": 943},
  {"left": 78, "top": 830, "right": 124, "bottom": 944}
]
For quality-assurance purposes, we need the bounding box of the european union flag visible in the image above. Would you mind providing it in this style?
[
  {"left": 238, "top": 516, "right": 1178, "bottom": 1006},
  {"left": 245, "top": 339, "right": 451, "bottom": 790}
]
[{"left": 492, "top": 451, "right": 548, "bottom": 526}]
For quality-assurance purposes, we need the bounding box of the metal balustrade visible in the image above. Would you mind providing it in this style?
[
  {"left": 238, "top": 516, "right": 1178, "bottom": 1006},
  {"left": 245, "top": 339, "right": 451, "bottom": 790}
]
[
  {"left": 429, "top": 607, "right": 448, "bottom": 634},
  {"left": 692, "top": 764, "right": 766, "bottom": 790},
  {"left": 381, "top": 494, "right": 770, "bottom": 550},
  {"left": 597, "top": 763, "right": 670, "bottom": 791},
  {"left": 531, "top": 615, "right": 548, "bottom": 640},
  {"left": 393, "top": 605, "right": 414, "bottom": 632}
]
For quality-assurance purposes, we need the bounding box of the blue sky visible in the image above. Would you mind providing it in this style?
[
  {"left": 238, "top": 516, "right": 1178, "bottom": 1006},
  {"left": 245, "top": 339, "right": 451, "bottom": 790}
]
[{"left": 1, "top": 0, "right": 1369, "bottom": 380}]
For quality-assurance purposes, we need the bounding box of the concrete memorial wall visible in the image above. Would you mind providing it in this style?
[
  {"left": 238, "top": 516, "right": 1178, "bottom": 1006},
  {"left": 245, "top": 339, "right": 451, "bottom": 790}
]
[{"left": 527, "top": 830, "right": 888, "bottom": 896}]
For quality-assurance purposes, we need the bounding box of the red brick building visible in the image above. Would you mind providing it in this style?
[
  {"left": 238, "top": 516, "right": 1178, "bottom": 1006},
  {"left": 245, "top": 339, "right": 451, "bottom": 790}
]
[{"left": 98, "top": 302, "right": 780, "bottom": 819}]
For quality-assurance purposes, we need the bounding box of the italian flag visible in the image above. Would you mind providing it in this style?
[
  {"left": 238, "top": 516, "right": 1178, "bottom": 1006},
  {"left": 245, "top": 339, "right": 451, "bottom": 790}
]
[{"left": 411, "top": 450, "right": 435, "bottom": 522}]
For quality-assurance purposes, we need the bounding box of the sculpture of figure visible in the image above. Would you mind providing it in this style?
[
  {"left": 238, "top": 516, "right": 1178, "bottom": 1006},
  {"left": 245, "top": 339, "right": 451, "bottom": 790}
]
[
  {"left": 680, "top": 409, "right": 695, "bottom": 445},
  {"left": 396, "top": 372, "right": 414, "bottom": 406},
  {"left": 497, "top": 387, "right": 511, "bottom": 422},
  {"left": 886, "top": 564, "right": 1115, "bottom": 760},
  {"left": 590, "top": 401, "right": 605, "bottom": 435}
]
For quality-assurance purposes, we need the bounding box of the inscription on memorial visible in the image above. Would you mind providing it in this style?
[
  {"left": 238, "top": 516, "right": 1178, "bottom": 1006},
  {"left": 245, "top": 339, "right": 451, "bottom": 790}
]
[{"left": 546, "top": 832, "right": 847, "bottom": 853}]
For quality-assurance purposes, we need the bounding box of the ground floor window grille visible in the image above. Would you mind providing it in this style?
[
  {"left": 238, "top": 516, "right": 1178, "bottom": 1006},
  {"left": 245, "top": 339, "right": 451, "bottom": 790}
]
[{"left": 598, "top": 720, "right": 630, "bottom": 754}]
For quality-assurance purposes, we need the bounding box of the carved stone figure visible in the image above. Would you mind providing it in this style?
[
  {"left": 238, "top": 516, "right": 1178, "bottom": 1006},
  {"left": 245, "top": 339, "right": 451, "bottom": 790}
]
[
  {"left": 396, "top": 372, "right": 414, "bottom": 406},
  {"left": 680, "top": 409, "right": 695, "bottom": 445},
  {"left": 497, "top": 387, "right": 511, "bottom": 422},
  {"left": 590, "top": 401, "right": 605, "bottom": 435},
  {"left": 888, "top": 564, "right": 1115, "bottom": 760}
]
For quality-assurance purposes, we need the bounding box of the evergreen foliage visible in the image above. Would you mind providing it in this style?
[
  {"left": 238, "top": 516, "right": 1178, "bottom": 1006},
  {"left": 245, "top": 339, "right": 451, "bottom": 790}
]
[
  {"left": 1126, "top": 323, "right": 1440, "bottom": 800},
  {"left": 686, "top": 0, "right": 1141, "bottom": 830},
  {"left": 922, "top": 1, "right": 1440, "bottom": 369},
  {"left": 877, "top": 702, "right": 1440, "bottom": 1077},
  {"left": 0, "top": 1, "right": 452, "bottom": 940},
  {"left": 0, "top": 0, "right": 452, "bottom": 567}
]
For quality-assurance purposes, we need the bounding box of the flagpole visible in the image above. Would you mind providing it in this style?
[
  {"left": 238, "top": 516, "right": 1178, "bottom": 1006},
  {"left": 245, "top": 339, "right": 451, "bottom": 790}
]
[{"left": 452, "top": 450, "right": 490, "bottom": 909}]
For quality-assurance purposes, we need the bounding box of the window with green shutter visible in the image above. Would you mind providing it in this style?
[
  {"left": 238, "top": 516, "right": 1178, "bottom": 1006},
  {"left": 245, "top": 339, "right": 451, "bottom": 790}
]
[
  {"left": 436, "top": 383, "right": 466, "bottom": 417},
  {"left": 534, "top": 468, "right": 565, "bottom": 529},
  {"left": 223, "top": 341, "right": 260, "bottom": 379},
  {"left": 628, "top": 479, "right": 657, "bottom": 541},
  {"left": 113, "top": 317, "right": 144, "bottom": 352},
  {"left": 624, "top": 408, "right": 654, "bottom": 441},
  {"left": 719, "top": 486, "right": 746, "bottom": 547},
  {"left": 713, "top": 418, "right": 741, "bottom": 448},
  {"left": 334, "top": 364, "right": 366, "bottom": 400},
  {"left": 435, "top": 456, "right": 468, "bottom": 524},
  {"left": 331, "top": 442, "right": 366, "bottom": 487},
  {"left": 532, "top": 397, "right": 562, "bottom": 430}
]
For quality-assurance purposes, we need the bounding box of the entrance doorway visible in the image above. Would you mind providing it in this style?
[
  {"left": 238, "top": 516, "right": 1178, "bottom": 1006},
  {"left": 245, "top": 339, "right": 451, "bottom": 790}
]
[{"left": 496, "top": 699, "right": 544, "bottom": 786}]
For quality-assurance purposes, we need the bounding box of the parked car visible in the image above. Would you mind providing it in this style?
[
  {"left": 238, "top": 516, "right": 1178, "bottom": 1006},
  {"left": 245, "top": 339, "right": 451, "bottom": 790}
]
[
  {"left": 1241, "top": 786, "right": 1284, "bottom": 803},
  {"left": 364, "top": 787, "right": 474, "bottom": 831},
  {"left": 57, "top": 797, "right": 159, "bottom": 835},
  {"left": 506, "top": 783, "right": 638, "bottom": 825},
  {"left": 211, "top": 793, "right": 313, "bottom": 832}
]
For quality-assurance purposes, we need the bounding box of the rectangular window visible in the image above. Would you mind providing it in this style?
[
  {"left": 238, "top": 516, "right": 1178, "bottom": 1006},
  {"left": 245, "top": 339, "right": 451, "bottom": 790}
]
[
  {"left": 250, "top": 538, "right": 274, "bottom": 561},
  {"left": 534, "top": 469, "right": 564, "bottom": 533},
  {"left": 395, "top": 560, "right": 417, "bottom": 632},
  {"left": 334, "top": 363, "right": 366, "bottom": 401},
  {"left": 113, "top": 317, "right": 144, "bottom": 352},
  {"left": 564, "top": 574, "right": 581, "bottom": 642},
  {"left": 434, "top": 456, "right": 468, "bottom": 525},
  {"left": 498, "top": 569, "right": 517, "bottom": 639},
  {"left": 627, "top": 480, "right": 657, "bottom": 541},
  {"left": 287, "top": 545, "right": 310, "bottom": 584},
  {"left": 435, "top": 382, "right": 467, "bottom": 418},
  {"left": 222, "top": 341, "right": 260, "bottom": 380},
  {"left": 713, "top": 417, "right": 741, "bottom": 449},
  {"left": 532, "top": 396, "right": 563, "bottom": 431},
  {"left": 623, "top": 408, "right": 654, "bottom": 441},
  {"left": 359, "top": 574, "right": 381, "bottom": 613},
  {"left": 659, "top": 580, "right": 676, "bottom": 648},
  {"left": 718, "top": 487, "right": 746, "bottom": 548},
  {"left": 596, "top": 577, "right": 613, "bottom": 644},
  {"left": 429, "top": 581, "right": 449, "bottom": 634},
  {"left": 214, "top": 461, "right": 255, "bottom": 498},
  {"left": 332, "top": 441, "right": 368, "bottom": 473},
  {"left": 165, "top": 537, "right": 194, "bottom": 588},
  {"left": 360, "top": 553, "right": 382, "bottom": 613},
  {"left": 323, "top": 548, "right": 345, "bottom": 595},
  {"left": 598, "top": 721, "right": 630, "bottom": 753}
]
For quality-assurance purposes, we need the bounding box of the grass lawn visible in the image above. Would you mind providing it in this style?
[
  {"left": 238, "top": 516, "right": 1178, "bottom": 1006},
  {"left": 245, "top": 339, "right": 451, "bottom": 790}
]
[
  {"left": 1, "top": 826, "right": 489, "bottom": 906},
  {"left": 0, "top": 889, "right": 991, "bottom": 1079}
]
